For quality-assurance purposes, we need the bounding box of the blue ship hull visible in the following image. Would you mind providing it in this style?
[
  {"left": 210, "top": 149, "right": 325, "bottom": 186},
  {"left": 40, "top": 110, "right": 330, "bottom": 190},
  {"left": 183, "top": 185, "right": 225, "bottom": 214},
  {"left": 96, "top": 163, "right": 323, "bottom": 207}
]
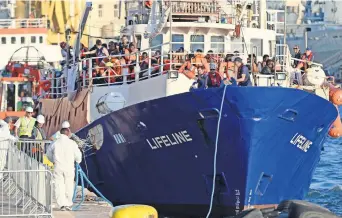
[{"left": 76, "top": 86, "right": 337, "bottom": 217}]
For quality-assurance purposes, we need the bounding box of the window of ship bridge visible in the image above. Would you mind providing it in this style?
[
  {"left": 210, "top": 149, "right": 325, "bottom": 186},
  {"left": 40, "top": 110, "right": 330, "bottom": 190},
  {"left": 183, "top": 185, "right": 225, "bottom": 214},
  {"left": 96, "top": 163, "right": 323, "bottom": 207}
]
[
  {"left": 190, "top": 35, "right": 204, "bottom": 53},
  {"left": 136, "top": 35, "right": 142, "bottom": 50},
  {"left": 5, "top": 84, "right": 15, "bottom": 111},
  {"left": 172, "top": 34, "right": 184, "bottom": 52},
  {"left": 210, "top": 36, "right": 225, "bottom": 54},
  {"left": 17, "top": 83, "right": 33, "bottom": 112},
  {"left": 151, "top": 34, "right": 163, "bottom": 51},
  {"left": 11, "top": 37, "right": 16, "bottom": 44},
  {"left": 1, "top": 37, "right": 6, "bottom": 44}
]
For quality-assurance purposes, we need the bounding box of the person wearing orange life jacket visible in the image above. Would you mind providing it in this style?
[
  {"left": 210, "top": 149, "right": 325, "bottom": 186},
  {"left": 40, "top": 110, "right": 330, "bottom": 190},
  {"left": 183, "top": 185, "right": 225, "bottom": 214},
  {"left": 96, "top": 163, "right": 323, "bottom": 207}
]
[
  {"left": 206, "top": 50, "right": 220, "bottom": 64},
  {"left": 296, "top": 47, "right": 314, "bottom": 71},
  {"left": 205, "top": 63, "right": 222, "bottom": 88},
  {"left": 191, "top": 49, "right": 210, "bottom": 73},
  {"left": 219, "top": 54, "right": 236, "bottom": 79},
  {"left": 124, "top": 42, "right": 139, "bottom": 79}
]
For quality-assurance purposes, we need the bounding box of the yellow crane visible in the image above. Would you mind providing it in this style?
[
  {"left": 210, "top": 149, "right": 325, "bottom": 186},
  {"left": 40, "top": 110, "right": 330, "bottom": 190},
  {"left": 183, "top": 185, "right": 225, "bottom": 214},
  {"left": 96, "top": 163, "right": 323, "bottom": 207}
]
[{"left": 38, "top": 0, "right": 89, "bottom": 46}]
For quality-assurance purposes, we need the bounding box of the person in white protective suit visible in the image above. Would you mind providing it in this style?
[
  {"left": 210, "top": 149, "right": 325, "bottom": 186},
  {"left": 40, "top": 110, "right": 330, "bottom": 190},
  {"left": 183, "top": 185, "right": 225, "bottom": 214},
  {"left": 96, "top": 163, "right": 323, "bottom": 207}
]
[
  {"left": 0, "top": 120, "right": 17, "bottom": 179},
  {"left": 46, "top": 127, "right": 82, "bottom": 211},
  {"left": 50, "top": 121, "right": 71, "bottom": 141}
]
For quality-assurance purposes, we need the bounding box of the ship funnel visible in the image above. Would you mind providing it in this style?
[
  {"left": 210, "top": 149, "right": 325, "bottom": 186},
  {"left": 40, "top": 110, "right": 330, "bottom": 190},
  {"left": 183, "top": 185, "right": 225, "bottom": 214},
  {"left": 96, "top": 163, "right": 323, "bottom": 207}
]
[{"left": 95, "top": 92, "right": 126, "bottom": 115}]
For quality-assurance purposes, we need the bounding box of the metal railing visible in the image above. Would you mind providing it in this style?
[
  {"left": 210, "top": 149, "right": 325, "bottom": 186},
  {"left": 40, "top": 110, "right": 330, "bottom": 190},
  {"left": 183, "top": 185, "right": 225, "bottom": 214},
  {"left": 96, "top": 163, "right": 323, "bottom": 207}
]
[
  {"left": 43, "top": 41, "right": 254, "bottom": 98},
  {"left": 171, "top": 0, "right": 219, "bottom": 15},
  {"left": 0, "top": 139, "right": 53, "bottom": 217},
  {"left": 0, "top": 18, "right": 48, "bottom": 29}
]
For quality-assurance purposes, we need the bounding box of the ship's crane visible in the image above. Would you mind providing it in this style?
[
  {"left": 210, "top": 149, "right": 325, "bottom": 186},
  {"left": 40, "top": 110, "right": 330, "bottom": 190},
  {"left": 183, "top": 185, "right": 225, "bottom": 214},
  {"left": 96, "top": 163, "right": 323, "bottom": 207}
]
[
  {"left": 72, "top": 1, "right": 92, "bottom": 63},
  {"left": 64, "top": 1, "right": 92, "bottom": 101},
  {"left": 43, "top": 0, "right": 89, "bottom": 46}
]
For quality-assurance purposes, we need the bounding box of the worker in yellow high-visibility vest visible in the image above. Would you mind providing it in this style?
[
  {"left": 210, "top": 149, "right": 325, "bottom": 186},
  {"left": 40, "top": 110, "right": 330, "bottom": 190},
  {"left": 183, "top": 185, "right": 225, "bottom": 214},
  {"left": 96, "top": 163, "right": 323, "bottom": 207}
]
[{"left": 14, "top": 106, "right": 36, "bottom": 139}]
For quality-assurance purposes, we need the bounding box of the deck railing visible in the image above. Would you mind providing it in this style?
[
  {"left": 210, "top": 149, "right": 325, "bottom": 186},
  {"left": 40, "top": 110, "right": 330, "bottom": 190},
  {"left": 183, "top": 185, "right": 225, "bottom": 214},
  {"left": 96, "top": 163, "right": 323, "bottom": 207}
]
[
  {"left": 171, "top": 0, "right": 219, "bottom": 15},
  {"left": 44, "top": 41, "right": 253, "bottom": 98},
  {"left": 0, "top": 18, "right": 48, "bottom": 29}
]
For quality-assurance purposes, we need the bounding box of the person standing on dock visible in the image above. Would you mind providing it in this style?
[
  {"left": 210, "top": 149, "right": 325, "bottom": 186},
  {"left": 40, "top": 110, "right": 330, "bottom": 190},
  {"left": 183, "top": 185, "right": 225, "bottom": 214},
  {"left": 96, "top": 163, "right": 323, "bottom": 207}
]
[
  {"left": 50, "top": 121, "right": 71, "bottom": 141},
  {"left": 14, "top": 106, "right": 36, "bottom": 138},
  {"left": 46, "top": 128, "right": 82, "bottom": 211}
]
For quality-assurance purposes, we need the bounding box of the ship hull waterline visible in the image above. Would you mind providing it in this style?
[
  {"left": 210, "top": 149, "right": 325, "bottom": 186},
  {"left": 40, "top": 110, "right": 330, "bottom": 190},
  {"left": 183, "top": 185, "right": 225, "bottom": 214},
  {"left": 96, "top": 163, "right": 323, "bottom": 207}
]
[{"left": 76, "top": 86, "right": 337, "bottom": 217}]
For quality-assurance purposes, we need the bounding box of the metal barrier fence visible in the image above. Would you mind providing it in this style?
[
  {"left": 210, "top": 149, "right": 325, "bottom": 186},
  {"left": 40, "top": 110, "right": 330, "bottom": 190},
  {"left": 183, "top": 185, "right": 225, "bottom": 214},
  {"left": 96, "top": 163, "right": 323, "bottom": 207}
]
[{"left": 0, "top": 139, "right": 53, "bottom": 217}]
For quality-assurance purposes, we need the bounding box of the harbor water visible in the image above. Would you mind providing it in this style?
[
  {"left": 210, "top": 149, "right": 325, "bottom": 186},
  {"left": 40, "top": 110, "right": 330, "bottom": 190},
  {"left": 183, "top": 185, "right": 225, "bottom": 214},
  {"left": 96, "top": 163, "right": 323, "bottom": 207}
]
[{"left": 306, "top": 135, "right": 342, "bottom": 215}]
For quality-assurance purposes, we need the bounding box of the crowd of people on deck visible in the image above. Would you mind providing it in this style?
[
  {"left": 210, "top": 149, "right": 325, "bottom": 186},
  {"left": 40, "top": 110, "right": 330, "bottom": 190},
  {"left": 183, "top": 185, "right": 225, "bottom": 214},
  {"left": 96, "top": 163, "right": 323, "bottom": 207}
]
[
  {"left": 1, "top": 108, "right": 82, "bottom": 212},
  {"left": 58, "top": 34, "right": 315, "bottom": 90}
]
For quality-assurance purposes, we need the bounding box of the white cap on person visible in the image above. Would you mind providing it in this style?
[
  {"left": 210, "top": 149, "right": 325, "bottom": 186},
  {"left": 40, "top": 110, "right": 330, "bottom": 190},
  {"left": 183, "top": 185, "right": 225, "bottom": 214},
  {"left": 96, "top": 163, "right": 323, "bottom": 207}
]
[
  {"left": 26, "top": 107, "right": 33, "bottom": 113},
  {"left": 36, "top": 115, "right": 45, "bottom": 124},
  {"left": 61, "top": 121, "right": 70, "bottom": 128}
]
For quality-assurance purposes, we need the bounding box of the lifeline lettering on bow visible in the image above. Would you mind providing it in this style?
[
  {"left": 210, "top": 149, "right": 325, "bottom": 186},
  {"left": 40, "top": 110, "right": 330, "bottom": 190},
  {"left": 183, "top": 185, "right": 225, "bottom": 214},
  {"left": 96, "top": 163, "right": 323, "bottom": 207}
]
[
  {"left": 290, "top": 133, "right": 313, "bottom": 152},
  {"left": 146, "top": 130, "right": 193, "bottom": 150}
]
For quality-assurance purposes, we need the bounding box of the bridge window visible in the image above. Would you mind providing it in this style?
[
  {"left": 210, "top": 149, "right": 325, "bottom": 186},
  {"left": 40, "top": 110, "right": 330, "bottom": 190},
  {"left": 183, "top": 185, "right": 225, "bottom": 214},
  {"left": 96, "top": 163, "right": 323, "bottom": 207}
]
[
  {"left": 6, "top": 84, "right": 15, "bottom": 111},
  {"left": 190, "top": 35, "right": 204, "bottom": 53},
  {"left": 210, "top": 36, "right": 224, "bottom": 53},
  {"left": 31, "top": 36, "right": 36, "bottom": 43},
  {"left": 21, "top": 37, "right": 25, "bottom": 44},
  {"left": 11, "top": 37, "right": 16, "bottom": 44},
  {"left": 98, "top": 4, "right": 103, "bottom": 18},
  {"left": 172, "top": 34, "right": 184, "bottom": 52},
  {"left": 135, "top": 35, "right": 142, "bottom": 50},
  {"left": 39, "top": 36, "right": 43, "bottom": 43},
  {"left": 114, "top": 4, "right": 119, "bottom": 18},
  {"left": 1, "top": 37, "right": 6, "bottom": 44},
  {"left": 151, "top": 34, "right": 163, "bottom": 51}
]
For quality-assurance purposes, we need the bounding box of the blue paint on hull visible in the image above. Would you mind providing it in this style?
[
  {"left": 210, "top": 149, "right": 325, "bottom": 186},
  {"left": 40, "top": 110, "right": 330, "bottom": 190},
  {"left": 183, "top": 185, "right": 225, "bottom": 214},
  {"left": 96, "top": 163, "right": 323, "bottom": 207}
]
[{"left": 76, "top": 86, "right": 337, "bottom": 217}]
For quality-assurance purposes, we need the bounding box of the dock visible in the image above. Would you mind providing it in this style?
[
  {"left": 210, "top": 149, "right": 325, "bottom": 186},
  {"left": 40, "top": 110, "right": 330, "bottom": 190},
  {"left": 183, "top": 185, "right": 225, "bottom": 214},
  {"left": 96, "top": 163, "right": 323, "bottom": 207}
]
[
  {"left": 52, "top": 188, "right": 112, "bottom": 218},
  {"left": 0, "top": 139, "right": 113, "bottom": 218},
  {"left": 53, "top": 202, "right": 112, "bottom": 218}
]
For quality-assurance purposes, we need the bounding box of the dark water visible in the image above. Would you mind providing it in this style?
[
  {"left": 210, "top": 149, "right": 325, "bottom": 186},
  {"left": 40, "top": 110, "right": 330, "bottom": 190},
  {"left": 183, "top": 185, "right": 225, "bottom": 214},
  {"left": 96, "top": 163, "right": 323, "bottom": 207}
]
[{"left": 305, "top": 136, "right": 342, "bottom": 215}]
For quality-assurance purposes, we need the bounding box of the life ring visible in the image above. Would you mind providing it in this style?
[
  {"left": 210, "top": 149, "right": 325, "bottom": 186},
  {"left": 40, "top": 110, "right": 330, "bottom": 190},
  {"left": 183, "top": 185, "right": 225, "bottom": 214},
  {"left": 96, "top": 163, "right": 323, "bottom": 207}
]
[
  {"left": 145, "top": 0, "right": 152, "bottom": 8},
  {"left": 39, "top": 80, "right": 51, "bottom": 92}
]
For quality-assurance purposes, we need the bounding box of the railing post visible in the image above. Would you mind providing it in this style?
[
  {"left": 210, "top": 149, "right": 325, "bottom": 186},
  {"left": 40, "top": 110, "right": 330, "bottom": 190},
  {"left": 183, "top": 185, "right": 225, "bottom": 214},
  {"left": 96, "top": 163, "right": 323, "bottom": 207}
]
[
  {"left": 160, "top": 46, "right": 164, "bottom": 73},
  {"left": 135, "top": 53, "right": 140, "bottom": 82},
  {"left": 148, "top": 50, "right": 152, "bottom": 78},
  {"left": 88, "top": 59, "right": 92, "bottom": 86},
  {"left": 81, "top": 60, "right": 85, "bottom": 87}
]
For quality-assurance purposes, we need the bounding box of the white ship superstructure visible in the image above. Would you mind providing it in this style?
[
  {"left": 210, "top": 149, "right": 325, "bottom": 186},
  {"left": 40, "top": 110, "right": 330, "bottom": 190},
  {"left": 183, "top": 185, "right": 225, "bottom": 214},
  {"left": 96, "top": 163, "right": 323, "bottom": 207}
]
[{"left": 0, "top": 1, "right": 62, "bottom": 69}]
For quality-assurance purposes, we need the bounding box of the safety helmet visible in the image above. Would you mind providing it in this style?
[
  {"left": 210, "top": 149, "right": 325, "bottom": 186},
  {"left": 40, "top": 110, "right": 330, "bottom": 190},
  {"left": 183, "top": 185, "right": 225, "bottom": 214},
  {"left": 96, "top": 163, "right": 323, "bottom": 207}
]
[
  {"left": 36, "top": 115, "right": 45, "bottom": 124},
  {"left": 61, "top": 121, "right": 70, "bottom": 128},
  {"left": 26, "top": 107, "right": 33, "bottom": 113},
  {"left": 210, "top": 63, "right": 216, "bottom": 70}
]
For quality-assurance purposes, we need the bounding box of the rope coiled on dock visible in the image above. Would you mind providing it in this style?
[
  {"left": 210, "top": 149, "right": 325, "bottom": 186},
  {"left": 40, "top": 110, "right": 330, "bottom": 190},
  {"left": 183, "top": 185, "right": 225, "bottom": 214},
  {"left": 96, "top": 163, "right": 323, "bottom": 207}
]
[{"left": 72, "top": 163, "right": 113, "bottom": 211}]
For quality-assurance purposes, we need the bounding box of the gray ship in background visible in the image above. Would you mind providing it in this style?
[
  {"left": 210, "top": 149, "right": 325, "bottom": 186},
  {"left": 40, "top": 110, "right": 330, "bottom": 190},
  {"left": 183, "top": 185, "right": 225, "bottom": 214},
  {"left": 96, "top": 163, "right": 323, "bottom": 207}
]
[{"left": 268, "top": 0, "right": 342, "bottom": 82}]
